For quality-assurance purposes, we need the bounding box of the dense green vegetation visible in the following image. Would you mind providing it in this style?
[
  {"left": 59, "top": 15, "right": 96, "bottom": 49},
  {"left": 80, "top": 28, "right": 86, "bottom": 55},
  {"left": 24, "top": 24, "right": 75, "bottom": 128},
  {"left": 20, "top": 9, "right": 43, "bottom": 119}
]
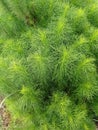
[{"left": 0, "top": 0, "right": 98, "bottom": 129}]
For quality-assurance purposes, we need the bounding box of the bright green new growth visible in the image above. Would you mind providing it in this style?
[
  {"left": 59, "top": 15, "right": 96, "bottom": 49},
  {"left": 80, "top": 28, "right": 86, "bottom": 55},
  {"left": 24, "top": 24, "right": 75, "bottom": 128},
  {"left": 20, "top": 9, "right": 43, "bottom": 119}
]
[{"left": 0, "top": 0, "right": 98, "bottom": 130}]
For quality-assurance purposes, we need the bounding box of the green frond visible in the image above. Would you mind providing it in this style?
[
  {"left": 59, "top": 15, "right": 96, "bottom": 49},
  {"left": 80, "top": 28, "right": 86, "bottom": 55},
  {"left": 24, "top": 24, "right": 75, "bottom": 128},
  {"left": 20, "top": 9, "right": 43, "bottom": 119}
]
[
  {"left": 27, "top": 51, "right": 50, "bottom": 87},
  {"left": 76, "top": 57, "right": 96, "bottom": 79},
  {"left": 86, "top": 3, "right": 98, "bottom": 27},
  {"left": 67, "top": 7, "right": 89, "bottom": 34},
  {"left": 70, "top": 0, "right": 93, "bottom": 8},
  {"left": 76, "top": 82, "right": 98, "bottom": 100},
  {"left": 71, "top": 35, "right": 90, "bottom": 55},
  {"left": 53, "top": 46, "right": 71, "bottom": 87}
]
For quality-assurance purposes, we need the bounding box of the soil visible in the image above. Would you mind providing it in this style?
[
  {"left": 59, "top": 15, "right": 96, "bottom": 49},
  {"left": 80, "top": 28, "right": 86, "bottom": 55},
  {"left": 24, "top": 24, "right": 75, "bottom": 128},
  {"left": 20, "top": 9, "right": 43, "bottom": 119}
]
[
  {"left": 96, "top": 122, "right": 98, "bottom": 130},
  {"left": 0, "top": 96, "right": 11, "bottom": 130}
]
